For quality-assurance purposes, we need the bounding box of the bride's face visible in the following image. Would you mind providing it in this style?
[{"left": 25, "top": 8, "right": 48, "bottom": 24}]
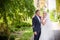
[{"left": 43, "top": 13, "right": 47, "bottom": 18}]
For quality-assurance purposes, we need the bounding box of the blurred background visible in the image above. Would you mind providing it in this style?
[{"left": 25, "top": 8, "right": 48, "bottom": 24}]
[{"left": 0, "top": 0, "right": 60, "bottom": 40}]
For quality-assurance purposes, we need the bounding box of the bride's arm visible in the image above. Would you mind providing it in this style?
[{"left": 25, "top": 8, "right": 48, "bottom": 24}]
[
  {"left": 43, "top": 19, "right": 46, "bottom": 25},
  {"left": 41, "top": 17, "right": 46, "bottom": 25}
]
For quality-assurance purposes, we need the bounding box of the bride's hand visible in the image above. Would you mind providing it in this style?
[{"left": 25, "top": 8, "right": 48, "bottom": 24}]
[
  {"left": 42, "top": 19, "right": 46, "bottom": 25},
  {"left": 41, "top": 16, "right": 46, "bottom": 25}
]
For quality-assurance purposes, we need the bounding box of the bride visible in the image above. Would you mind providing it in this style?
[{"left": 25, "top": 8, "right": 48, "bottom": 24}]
[{"left": 39, "top": 12, "right": 54, "bottom": 40}]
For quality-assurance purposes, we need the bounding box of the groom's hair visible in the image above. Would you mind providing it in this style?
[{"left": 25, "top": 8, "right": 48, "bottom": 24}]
[{"left": 35, "top": 10, "right": 40, "bottom": 14}]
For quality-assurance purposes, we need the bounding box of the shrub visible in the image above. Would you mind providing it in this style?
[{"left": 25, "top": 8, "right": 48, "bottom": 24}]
[
  {"left": 0, "top": 23, "right": 10, "bottom": 40},
  {"left": 57, "top": 15, "right": 60, "bottom": 22},
  {"left": 9, "top": 34, "right": 15, "bottom": 40},
  {"left": 15, "top": 22, "right": 32, "bottom": 28}
]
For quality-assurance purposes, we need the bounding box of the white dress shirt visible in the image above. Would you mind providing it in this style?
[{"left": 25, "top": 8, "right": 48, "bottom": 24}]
[{"left": 36, "top": 15, "right": 41, "bottom": 22}]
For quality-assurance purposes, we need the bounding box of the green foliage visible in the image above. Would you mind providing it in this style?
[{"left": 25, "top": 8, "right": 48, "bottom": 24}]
[
  {"left": 9, "top": 34, "right": 16, "bottom": 40},
  {"left": 57, "top": 14, "right": 60, "bottom": 22},
  {"left": 0, "top": 0, "right": 35, "bottom": 23},
  {"left": 0, "top": 23, "right": 10, "bottom": 40},
  {"left": 56, "top": 0, "right": 60, "bottom": 22},
  {"left": 50, "top": 11, "right": 55, "bottom": 21},
  {"left": 0, "top": 23, "right": 10, "bottom": 36},
  {"left": 0, "top": 0, "right": 35, "bottom": 40},
  {"left": 0, "top": 0, "right": 35, "bottom": 30},
  {"left": 0, "top": 0, "right": 35, "bottom": 29},
  {"left": 9, "top": 22, "right": 32, "bottom": 32},
  {"left": 20, "top": 22, "right": 32, "bottom": 27},
  {"left": 0, "top": 0, "right": 35, "bottom": 19},
  {"left": 19, "top": 27, "right": 33, "bottom": 40},
  {"left": 50, "top": 10, "right": 57, "bottom": 22},
  {"left": 56, "top": 0, "right": 60, "bottom": 12},
  {"left": 9, "top": 26, "right": 17, "bottom": 32},
  {"left": 58, "top": 15, "right": 60, "bottom": 19},
  {"left": 20, "top": 32, "right": 32, "bottom": 40}
]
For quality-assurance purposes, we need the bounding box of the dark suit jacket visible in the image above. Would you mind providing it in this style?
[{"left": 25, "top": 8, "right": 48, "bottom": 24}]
[{"left": 32, "top": 15, "right": 41, "bottom": 33}]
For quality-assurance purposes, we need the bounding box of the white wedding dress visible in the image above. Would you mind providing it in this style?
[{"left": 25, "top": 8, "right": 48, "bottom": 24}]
[{"left": 39, "top": 14, "right": 54, "bottom": 40}]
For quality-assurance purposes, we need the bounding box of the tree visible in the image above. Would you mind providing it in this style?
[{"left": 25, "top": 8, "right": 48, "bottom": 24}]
[
  {"left": 56, "top": 0, "right": 60, "bottom": 12},
  {"left": 0, "top": 0, "right": 35, "bottom": 39},
  {"left": 56, "top": 0, "right": 60, "bottom": 22}
]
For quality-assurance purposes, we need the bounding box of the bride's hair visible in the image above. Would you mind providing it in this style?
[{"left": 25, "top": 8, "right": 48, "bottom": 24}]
[{"left": 43, "top": 11, "right": 47, "bottom": 18}]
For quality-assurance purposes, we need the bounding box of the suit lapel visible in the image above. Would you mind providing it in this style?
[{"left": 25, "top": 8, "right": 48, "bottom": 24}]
[{"left": 35, "top": 16, "right": 40, "bottom": 23}]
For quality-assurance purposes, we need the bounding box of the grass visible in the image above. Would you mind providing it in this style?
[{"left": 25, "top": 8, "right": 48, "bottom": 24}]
[
  {"left": 19, "top": 27, "right": 33, "bottom": 40},
  {"left": 10, "top": 27, "right": 33, "bottom": 40}
]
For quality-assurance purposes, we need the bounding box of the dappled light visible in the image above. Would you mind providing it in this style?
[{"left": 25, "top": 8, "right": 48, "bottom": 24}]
[{"left": 0, "top": 0, "right": 60, "bottom": 40}]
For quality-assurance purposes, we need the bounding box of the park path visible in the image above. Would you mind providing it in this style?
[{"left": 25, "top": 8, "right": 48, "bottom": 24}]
[
  {"left": 30, "top": 22, "right": 60, "bottom": 40},
  {"left": 11, "top": 31, "right": 24, "bottom": 40},
  {"left": 15, "top": 31, "right": 24, "bottom": 40},
  {"left": 11, "top": 22, "right": 60, "bottom": 40}
]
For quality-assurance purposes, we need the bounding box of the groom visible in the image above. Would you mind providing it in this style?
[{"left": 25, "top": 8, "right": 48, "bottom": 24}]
[{"left": 32, "top": 10, "right": 41, "bottom": 40}]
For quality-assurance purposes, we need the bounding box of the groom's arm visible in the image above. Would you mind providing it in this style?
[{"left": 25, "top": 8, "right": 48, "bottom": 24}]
[
  {"left": 32, "top": 18, "right": 37, "bottom": 32},
  {"left": 32, "top": 18, "right": 37, "bottom": 35}
]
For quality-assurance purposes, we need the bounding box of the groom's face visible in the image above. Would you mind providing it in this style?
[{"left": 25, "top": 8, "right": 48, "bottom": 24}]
[{"left": 36, "top": 11, "right": 40, "bottom": 16}]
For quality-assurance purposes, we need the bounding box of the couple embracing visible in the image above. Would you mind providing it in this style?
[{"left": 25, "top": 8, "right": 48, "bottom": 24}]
[{"left": 32, "top": 10, "right": 53, "bottom": 40}]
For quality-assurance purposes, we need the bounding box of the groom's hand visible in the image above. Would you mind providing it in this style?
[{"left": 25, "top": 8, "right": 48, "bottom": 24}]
[{"left": 34, "top": 32, "right": 37, "bottom": 35}]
